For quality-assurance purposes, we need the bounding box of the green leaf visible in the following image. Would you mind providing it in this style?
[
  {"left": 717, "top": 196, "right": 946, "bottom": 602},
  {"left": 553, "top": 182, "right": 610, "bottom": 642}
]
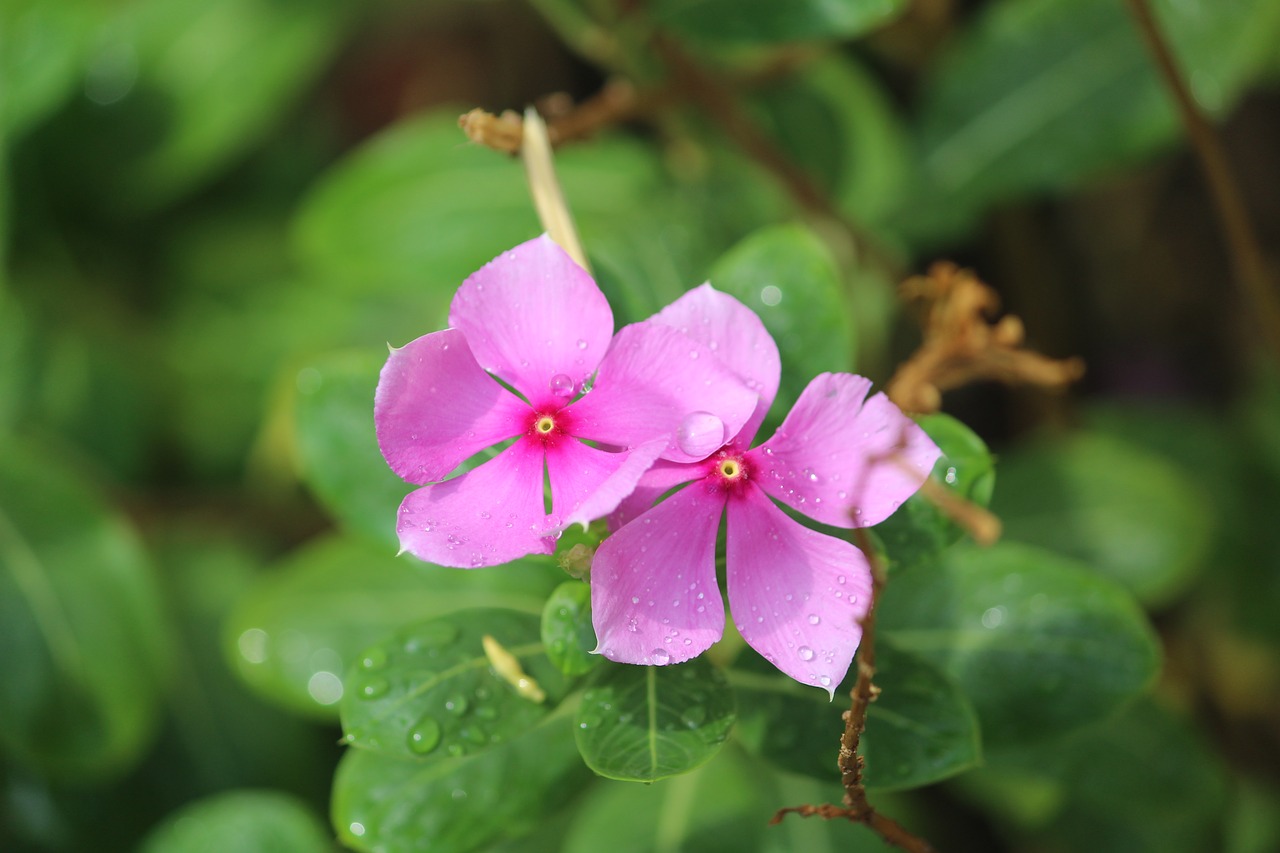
[
  {"left": 332, "top": 716, "right": 591, "bottom": 853},
  {"left": 732, "top": 641, "right": 980, "bottom": 791},
  {"left": 294, "top": 349, "right": 410, "bottom": 550},
  {"left": 542, "top": 581, "right": 601, "bottom": 677},
  {"left": 562, "top": 746, "right": 896, "bottom": 853},
  {"left": 1, "top": 0, "right": 100, "bottom": 136},
  {"left": 575, "top": 658, "right": 736, "bottom": 782},
  {"left": 991, "top": 431, "right": 1210, "bottom": 607},
  {"left": 879, "top": 542, "right": 1161, "bottom": 747},
  {"left": 901, "top": 0, "right": 1280, "bottom": 245},
  {"left": 876, "top": 413, "right": 996, "bottom": 570},
  {"left": 708, "top": 223, "right": 854, "bottom": 412},
  {"left": 114, "top": 0, "right": 349, "bottom": 207},
  {"left": 0, "top": 437, "right": 172, "bottom": 779},
  {"left": 294, "top": 110, "right": 666, "bottom": 324},
  {"left": 652, "top": 0, "right": 908, "bottom": 45},
  {"left": 956, "top": 699, "right": 1229, "bottom": 853},
  {"left": 138, "top": 790, "right": 332, "bottom": 853},
  {"left": 340, "top": 609, "right": 567, "bottom": 760},
  {"left": 749, "top": 54, "right": 910, "bottom": 228},
  {"left": 225, "top": 533, "right": 562, "bottom": 720}
]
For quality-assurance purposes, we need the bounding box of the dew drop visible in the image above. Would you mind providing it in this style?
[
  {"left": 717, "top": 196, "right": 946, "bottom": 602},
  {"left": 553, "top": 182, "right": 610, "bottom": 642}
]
[
  {"left": 798, "top": 646, "right": 815, "bottom": 661},
  {"left": 676, "top": 411, "right": 725, "bottom": 458},
  {"left": 359, "top": 678, "right": 390, "bottom": 700},
  {"left": 807, "top": 613, "right": 821, "bottom": 625},
  {"left": 549, "top": 373, "right": 575, "bottom": 398},
  {"left": 680, "top": 706, "right": 707, "bottom": 728},
  {"left": 576, "top": 339, "right": 588, "bottom": 350},
  {"left": 444, "top": 694, "right": 470, "bottom": 715},
  {"left": 360, "top": 647, "right": 387, "bottom": 671},
  {"left": 650, "top": 649, "right": 671, "bottom": 665},
  {"left": 407, "top": 717, "right": 442, "bottom": 754},
  {"left": 819, "top": 675, "right": 832, "bottom": 687}
]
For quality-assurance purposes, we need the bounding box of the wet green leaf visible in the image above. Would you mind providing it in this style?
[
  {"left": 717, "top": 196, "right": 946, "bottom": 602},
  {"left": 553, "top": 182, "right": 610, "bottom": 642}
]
[
  {"left": 340, "top": 609, "right": 567, "bottom": 760},
  {"left": 225, "top": 534, "right": 562, "bottom": 720},
  {"left": 992, "top": 431, "right": 1210, "bottom": 607},
  {"left": 575, "top": 658, "right": 735, "bottom": 782},
  {"left": 0, "top": 437, "right": 172, "bottom": 779},
  {"left": 876, "top": 413, "right": 996, "bottom": 571},
  {"left": 542, "top": 582, "right": 601, "bottom": 677},
  {"left": 709, "top": 223, "right": 854, "bottom": 413},
  {"left": 733, "top": 641, "right": 979, "bottom": 791},
  {"left": 138, "top": 789, "right": 332, "bottom": 853},
  {"left": 879, "top": 542, "right": 1160, "bottom": 747},
  {"left": 332, "top": 716, "right": 590, "bottom": 853}
]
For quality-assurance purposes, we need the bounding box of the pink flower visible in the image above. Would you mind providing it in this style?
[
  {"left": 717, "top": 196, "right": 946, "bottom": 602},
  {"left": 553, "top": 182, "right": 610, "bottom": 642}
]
[
  {"left": 375, "top": 236, "right": 758, "bottom": 569},
  {"left": 590, "top": 287, "right": 941, "bottom": 695}
]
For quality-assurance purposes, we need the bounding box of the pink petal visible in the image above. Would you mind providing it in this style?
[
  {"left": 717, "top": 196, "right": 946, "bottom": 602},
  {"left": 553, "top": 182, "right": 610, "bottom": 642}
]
[
  {"left": 569, "top": 322, "right": 758, "bottom": 463},
  {"left": 726, "top": 486, "right": 873, "bottom": 697},
  {"left": 449, "top": 235, "right": 613, "bottom": 408},
  {"left": 396, "top": 438, "right": 554, "bottom": 568},
  {"left": 546, "top": 438, "right": 668, "bottom": 531},
  {"left": 607, "top": 459, "right": 706, "bottom": 531},
  {"left": 748, "top": 373, "right": 941, "bottom": 527},
  {"left": 651, "top": 284, "right": 781, "bottom": 446},
  {"left": 376, "top": 329, "right": 531, "bottom": 484},
  {"left": 591, "top": 484, "right": 727, "bottom": 666}
]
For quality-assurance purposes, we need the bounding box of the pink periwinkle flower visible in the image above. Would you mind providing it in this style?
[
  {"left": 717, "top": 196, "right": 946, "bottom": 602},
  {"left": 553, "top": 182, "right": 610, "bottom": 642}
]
[
  {"left": 375, "top": 236, "right": 758, "bottom": 569},
  {"left": 590, "top": 286, "right": 942, "bottom": 695}
]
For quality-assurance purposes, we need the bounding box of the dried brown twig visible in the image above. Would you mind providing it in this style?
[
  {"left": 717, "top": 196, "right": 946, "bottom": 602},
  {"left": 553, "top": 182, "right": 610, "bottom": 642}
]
[
  {"left": 886, "top": 261, "right": 1085, "bottom": 415},
  {"left": 771, "top": 529, "right": 937, "bottom": 853}
]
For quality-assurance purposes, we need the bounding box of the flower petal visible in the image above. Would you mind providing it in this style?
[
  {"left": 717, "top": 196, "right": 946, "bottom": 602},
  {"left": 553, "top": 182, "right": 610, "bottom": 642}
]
[
  {"left": 376, "top": 328, "right": 531, "bottom": 483},
  {"left": 449, "top": 235, "right": 613, "bottom": 408},
  {"left": 748, "top": 373, "right": 941, "bottom": 527},
  {"left": 591, "top": 484, "right": 726, "bottom": 666},
  {"left": 726, "top": 486, "right": 872, "bottom": 697},
  {"left": 569, "top": 322, "right": 758, "bottom": 463},
  {"left": 651, "top": 283, "right": 781, "bottom": 445},
  {"left": 607, "top": 459, "right": 705, "bottom": 531},
  {"left": 396, "top": 438, "right": 553, "bottom": 568},
  {"left": 546, "top": 437, "right": 668, "bottom": 531}
]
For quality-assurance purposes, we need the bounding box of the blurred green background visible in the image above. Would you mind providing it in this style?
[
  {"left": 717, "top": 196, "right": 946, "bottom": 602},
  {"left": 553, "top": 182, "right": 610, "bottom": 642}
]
[{"left": 3, "top": 0, "right": 1280, "bottom": 851}]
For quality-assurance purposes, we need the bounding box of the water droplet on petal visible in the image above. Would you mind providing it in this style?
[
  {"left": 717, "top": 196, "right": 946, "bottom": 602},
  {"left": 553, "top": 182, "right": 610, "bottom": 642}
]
[
  {"left": 650, "top": 649, "right": 671, "bottom": 665},
  {"left": 819, "top": 675, "right": 832, "bottom": 687},
  {"left": 549, "top": 373, "right": 575, "bottom": 398},
  {"left": 676, "top": 411, "right": 725, "bottom": 458},
  {"left": 407, "top": 717, "right": 442, "bottom": 754},
  {"left": 808, "top": 613, "right": 821, "bottom": 625},
  {"left": 798, "top": 646, "right": 815, "bottom": 661},
  {"left": 576, "top": 339, "right": 588, "bottom": 350}
]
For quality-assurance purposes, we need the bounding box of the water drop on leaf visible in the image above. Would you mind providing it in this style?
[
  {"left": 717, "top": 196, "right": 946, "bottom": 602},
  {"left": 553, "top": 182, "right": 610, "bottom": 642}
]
[{"left": 407, "top": 717, "right": 442, "bottom": 755}]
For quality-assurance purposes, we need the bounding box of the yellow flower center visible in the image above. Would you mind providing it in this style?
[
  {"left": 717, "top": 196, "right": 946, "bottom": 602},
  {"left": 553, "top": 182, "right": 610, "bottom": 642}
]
[
  {"left": 535, "top": 416, "right": 556, "bottom": 435},
  {"left": 719, "top": 459, "right": 741, "bottom": 479}
]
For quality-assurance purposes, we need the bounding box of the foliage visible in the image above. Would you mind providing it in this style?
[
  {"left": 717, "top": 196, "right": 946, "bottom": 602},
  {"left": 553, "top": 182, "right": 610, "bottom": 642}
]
[{"left": 4, "top": 0, "right": 1280, "bottom": 851}]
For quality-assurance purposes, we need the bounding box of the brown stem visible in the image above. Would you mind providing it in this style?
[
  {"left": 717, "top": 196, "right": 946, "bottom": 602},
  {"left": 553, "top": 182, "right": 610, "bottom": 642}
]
[
  {"left": 770, "top": 530, "right": 937, "bottom": 853},
  {"left": 1123, "top": 0, "right": 1280, "bottom": 360}
]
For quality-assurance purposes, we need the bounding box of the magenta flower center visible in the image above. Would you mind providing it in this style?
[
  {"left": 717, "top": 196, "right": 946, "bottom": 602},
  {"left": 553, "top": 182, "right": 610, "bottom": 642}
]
[
  {"left": 708, "top": 450, "right": 752, "bottom": 498},
  {"left": 527, "top": 408, "right": 572, "bottom": 447}
]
